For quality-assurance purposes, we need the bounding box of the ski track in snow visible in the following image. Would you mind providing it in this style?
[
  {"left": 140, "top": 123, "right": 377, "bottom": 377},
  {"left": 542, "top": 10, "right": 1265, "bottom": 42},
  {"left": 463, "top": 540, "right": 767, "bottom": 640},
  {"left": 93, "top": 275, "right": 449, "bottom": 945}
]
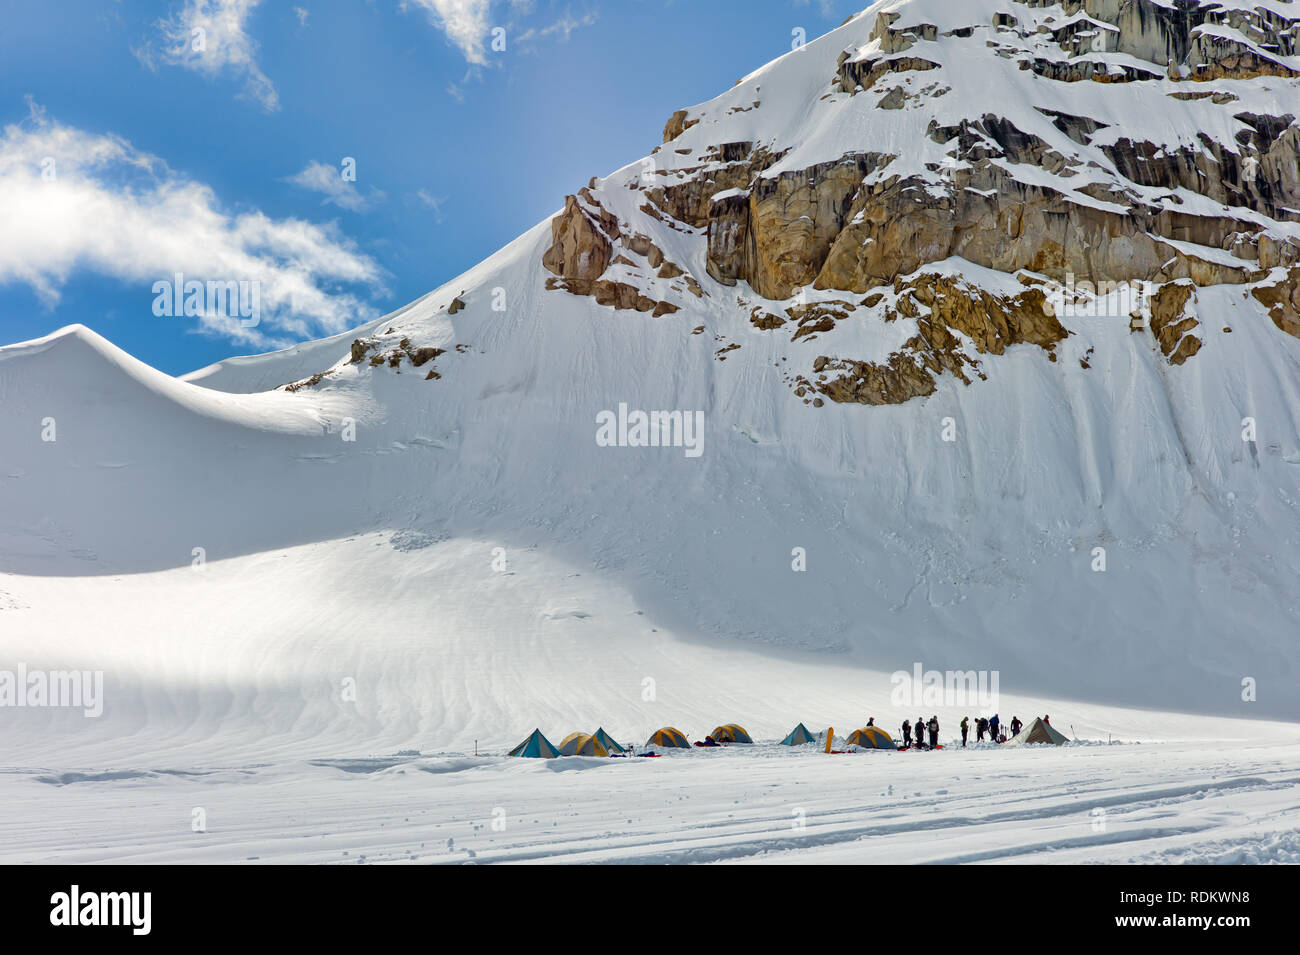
[{"left": 1, "top": 740, "right": 1296, "bottom": 865}]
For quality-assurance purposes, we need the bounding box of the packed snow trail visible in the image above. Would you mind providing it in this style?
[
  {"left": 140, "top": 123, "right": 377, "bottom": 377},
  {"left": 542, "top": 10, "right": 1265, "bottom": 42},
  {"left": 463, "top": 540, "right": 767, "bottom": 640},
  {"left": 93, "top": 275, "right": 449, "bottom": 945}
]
[{"left": 0, "top": 739, "right": 1296, "bottom": 865}]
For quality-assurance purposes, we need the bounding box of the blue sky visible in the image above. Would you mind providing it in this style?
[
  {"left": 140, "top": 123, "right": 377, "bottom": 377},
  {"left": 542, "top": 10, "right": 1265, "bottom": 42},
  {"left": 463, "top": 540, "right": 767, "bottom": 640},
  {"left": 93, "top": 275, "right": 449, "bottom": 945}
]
[{"left": 1, "top": 0, "right": 863, "bottom": 376}]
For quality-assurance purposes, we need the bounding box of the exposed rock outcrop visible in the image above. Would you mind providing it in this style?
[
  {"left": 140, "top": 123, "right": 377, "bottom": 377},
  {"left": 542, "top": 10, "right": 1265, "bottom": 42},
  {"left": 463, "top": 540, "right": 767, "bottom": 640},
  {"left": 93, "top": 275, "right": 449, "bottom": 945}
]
[
  {"left": 815, "top": 274, "right": 1068, "bottom": 406},
  {"left": 542, "top": 192, "right": 617, "bottom": 281},
  {"left": 1252, "top": 266, "right": 1300, "bottom": 339},
  {"left": 541, "top": 189, "right": 701, "bottom": 316},
  {"left": 545, "top": 278, "right": 680, "bottom": 317},
  {"left": 662, "top": 109, "right": 699, "bottom": 143},
  {"left": 1148, "top": 282, "right": 1203, "bottom": 364}
]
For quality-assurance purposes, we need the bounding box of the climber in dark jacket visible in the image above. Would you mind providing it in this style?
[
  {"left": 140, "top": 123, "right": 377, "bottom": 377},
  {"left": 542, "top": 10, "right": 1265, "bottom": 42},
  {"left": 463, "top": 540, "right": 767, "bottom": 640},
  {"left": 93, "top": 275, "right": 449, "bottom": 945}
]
[
  {"left": 915, "top": 717, "right": 926, "bottom": 749},
  {"left": 989, "top": 713, "right": 1001, "bottom": 742},
  {"left": 927, "top": 716, "right": 939, "bottom": 749},
  {"left": 1010, "top": 716, "right": 1023, "bottom": 738},
  {"left": 901, "top": 719, "right": 911, "bottom": 748}
]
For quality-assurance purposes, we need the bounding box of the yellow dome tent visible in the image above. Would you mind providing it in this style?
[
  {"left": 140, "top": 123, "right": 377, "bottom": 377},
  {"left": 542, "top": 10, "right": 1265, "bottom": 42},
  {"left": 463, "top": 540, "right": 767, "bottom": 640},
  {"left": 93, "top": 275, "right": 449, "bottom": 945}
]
[
  {"left": 710, "top": 723, "right": 753, "bottom": 743},
  {"left": 560, "top": 732, "right": 609, "bottom": 757},
  {"left": 847, "top": 726, "right": 895, "bottom": 749},
  {"left": 645, "top": 727, "right": 690, "bottom": 748}
]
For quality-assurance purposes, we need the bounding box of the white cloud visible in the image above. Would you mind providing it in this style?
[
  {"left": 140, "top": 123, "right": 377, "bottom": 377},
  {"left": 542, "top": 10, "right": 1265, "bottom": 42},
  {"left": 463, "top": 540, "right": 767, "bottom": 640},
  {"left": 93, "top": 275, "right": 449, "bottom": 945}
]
[
  {"left": 403, "top": 0, "right": 587, "bottom": 69},
  {"left": 136, "top": 0, "right": 279, "bottom": 113},
  {"left": 402, "top": 0, "right": 494, "bottom": 66},
  {"left": 0, "top": 103, "right": 385, "bottom": 348},
  {"left": 285, "top": 160, "right": 385, "bottom": 212},
  {"left": 293, "top": 6, "right": 310, "bottom": 26}
]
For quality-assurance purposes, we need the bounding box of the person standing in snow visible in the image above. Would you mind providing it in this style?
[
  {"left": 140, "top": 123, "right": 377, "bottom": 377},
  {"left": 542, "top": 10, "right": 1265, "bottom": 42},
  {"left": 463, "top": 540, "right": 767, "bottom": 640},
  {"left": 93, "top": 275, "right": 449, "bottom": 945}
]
[
  {"left": 915, "top": 717, "right": 926, "bottom": 750},
  {"left": 928, "top": 716, "right": 939, "bottom": 749},
  {"left": 976, "top": 717, "right": 987, "bottom": 743},
  {"left": 1043, "top": 714, "right": 1051, "bottom": 725},
  {"left": 901, "top": 719, "right": 911, "bottom": 749},
  {"left": 989, "top": 713, "right": 1000, "bottom": 742},
  {"left": 1010, "top": 716, "right": 1023, "bottom": 738},
  {"left": 960, "top": 716, "right": 969, "bottom": 748},
  {"left": 866, "top": 717, "right": 875, "bottom": 727}
]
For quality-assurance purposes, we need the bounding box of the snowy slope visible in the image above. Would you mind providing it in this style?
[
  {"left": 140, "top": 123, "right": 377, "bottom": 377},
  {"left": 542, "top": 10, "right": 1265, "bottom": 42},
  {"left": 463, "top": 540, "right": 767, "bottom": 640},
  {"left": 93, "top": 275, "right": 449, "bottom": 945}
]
[{"left": 2, "top": 0, "right": 1299, "bottom": 787}]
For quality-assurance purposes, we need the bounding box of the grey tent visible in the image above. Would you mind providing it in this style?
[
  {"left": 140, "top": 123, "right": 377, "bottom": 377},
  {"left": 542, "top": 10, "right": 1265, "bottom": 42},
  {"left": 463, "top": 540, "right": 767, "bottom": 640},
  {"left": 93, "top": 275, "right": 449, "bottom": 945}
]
[
  {"left": 1004, "top": 717, "right": 1069, "bottom": 746},
  {"left": 780, "top": 722, "right": 817, "bottom": 746}
]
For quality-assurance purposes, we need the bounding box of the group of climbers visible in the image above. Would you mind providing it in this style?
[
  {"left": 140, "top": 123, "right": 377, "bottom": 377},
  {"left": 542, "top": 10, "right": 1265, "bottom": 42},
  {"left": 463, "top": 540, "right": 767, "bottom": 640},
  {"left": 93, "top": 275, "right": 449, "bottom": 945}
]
[
  {"left": 899, "top": 715, "right": 941, "bottom": 750},
  {"left": 889, "top": 713, "right": 1049, "bottom": 749},
  {"left": 959, "top": 713, "right": 1031, "bottom": 746}
]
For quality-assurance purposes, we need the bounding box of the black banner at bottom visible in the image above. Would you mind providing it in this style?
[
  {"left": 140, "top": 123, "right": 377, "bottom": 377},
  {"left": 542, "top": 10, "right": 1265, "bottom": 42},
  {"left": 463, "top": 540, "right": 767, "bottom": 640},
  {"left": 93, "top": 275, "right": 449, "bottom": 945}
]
[{"left": 4, "top": 863, "right": 1278, "bottom": 942}]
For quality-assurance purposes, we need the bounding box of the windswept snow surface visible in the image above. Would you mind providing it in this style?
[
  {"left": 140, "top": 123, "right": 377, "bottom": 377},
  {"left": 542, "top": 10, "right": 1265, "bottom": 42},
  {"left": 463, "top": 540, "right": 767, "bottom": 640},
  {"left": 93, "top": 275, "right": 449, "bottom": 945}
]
[
  {"left": 1, "top": 0, "right": 1299, "bottom": 863},
  {"left": 1, "top": 736, "right": 1298, "bottom": 865}
]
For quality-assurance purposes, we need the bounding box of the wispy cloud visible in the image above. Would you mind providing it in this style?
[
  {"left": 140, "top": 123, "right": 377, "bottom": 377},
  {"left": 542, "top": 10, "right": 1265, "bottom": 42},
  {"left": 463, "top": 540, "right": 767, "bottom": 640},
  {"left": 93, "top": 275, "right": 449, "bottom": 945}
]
[
  {"left": 402, "top": 0, "right": 495, "bottom": 66},
  {"left": 403, "top": 1, "right": 597, "bottom": 77},
  {"left": 285, "top": 160, "right": 386, "bottom": 213},
  {"left": 514, "top": 9, "right": 598, "bottom": 47},
  {"left": 135, "top": 0, "right": 279, "bottom": 113},
  {"left": 0, "top": 102, "right": 385, "bottom": 347}
]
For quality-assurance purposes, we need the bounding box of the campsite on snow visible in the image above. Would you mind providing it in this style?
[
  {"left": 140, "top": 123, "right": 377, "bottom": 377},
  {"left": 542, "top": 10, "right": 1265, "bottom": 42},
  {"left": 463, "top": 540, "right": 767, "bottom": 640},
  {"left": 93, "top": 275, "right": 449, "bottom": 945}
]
[{"left": 1, "top": 0, "right": 1299, "bottom": 875}]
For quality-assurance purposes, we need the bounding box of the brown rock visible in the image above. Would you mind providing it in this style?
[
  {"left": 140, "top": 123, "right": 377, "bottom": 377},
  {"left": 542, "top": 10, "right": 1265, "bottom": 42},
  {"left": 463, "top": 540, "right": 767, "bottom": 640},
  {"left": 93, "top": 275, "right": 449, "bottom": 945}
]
[
  {"left": 1251, "top": 266, "right": 1300, "bottom": 340},
  {"left": 349, "top": 339, "right": 374, "bottom": 364},
  {"left": 663, "top": 109, "right": 699, "bottom": 143},
  {"left": 1148, "top": 283, "right": 1202, "bottom": 364},
  {"left": 542, "top": 194, "right": 618, "bottom": 281},
  {"left": 816, "top": 273, "right": 1067, "bottom": 406}
]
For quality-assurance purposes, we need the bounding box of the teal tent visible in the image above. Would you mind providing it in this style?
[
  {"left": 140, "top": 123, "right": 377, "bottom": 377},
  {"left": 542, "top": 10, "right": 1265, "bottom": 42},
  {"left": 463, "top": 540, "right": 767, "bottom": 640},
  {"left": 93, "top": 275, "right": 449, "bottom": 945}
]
[
  {"left": 780, "top": 722, "right": 817, "bottom": 746},
  {"left": 508, "top": 728, "right": 561, "bottom": 758},
  {"left": 592, "top": 727, "right": 627, "bottom": 754}
]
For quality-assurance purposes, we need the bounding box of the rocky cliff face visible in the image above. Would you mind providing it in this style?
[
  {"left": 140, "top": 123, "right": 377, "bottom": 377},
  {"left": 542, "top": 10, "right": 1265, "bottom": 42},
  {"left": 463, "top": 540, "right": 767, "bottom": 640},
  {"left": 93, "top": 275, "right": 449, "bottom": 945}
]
[{"left": 540, "top": 0, "right": 1300, "bottom": 406}]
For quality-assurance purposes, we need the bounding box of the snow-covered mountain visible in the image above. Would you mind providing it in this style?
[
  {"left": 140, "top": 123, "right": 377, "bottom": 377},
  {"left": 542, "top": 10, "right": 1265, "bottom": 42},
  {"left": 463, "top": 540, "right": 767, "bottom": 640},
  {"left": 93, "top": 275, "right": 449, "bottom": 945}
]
[{"left": 3, "top": 0, "right": 1300, "bottom": 765}]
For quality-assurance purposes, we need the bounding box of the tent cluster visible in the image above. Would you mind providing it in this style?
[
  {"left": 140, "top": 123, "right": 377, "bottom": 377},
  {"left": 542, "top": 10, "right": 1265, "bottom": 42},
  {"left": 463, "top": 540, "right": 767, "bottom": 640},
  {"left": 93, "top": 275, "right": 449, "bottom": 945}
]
[
  {"left": 778, "top": 722, "right": 896, "bottom": 750},
  {"left": 508, "top": 722, "right": 756, "bottom": 758},
  {"left": 643, "top": 723, "right": 756, "bottom": 748},
  {"left": 508, "top": 726, "right": 628, "bottom": 759},
  {"left": 509, "top": 716, "right": 1070, "bottom": 758},
  {"left": 779, "top": 718, "right": 1071, "bottom": 750}
]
